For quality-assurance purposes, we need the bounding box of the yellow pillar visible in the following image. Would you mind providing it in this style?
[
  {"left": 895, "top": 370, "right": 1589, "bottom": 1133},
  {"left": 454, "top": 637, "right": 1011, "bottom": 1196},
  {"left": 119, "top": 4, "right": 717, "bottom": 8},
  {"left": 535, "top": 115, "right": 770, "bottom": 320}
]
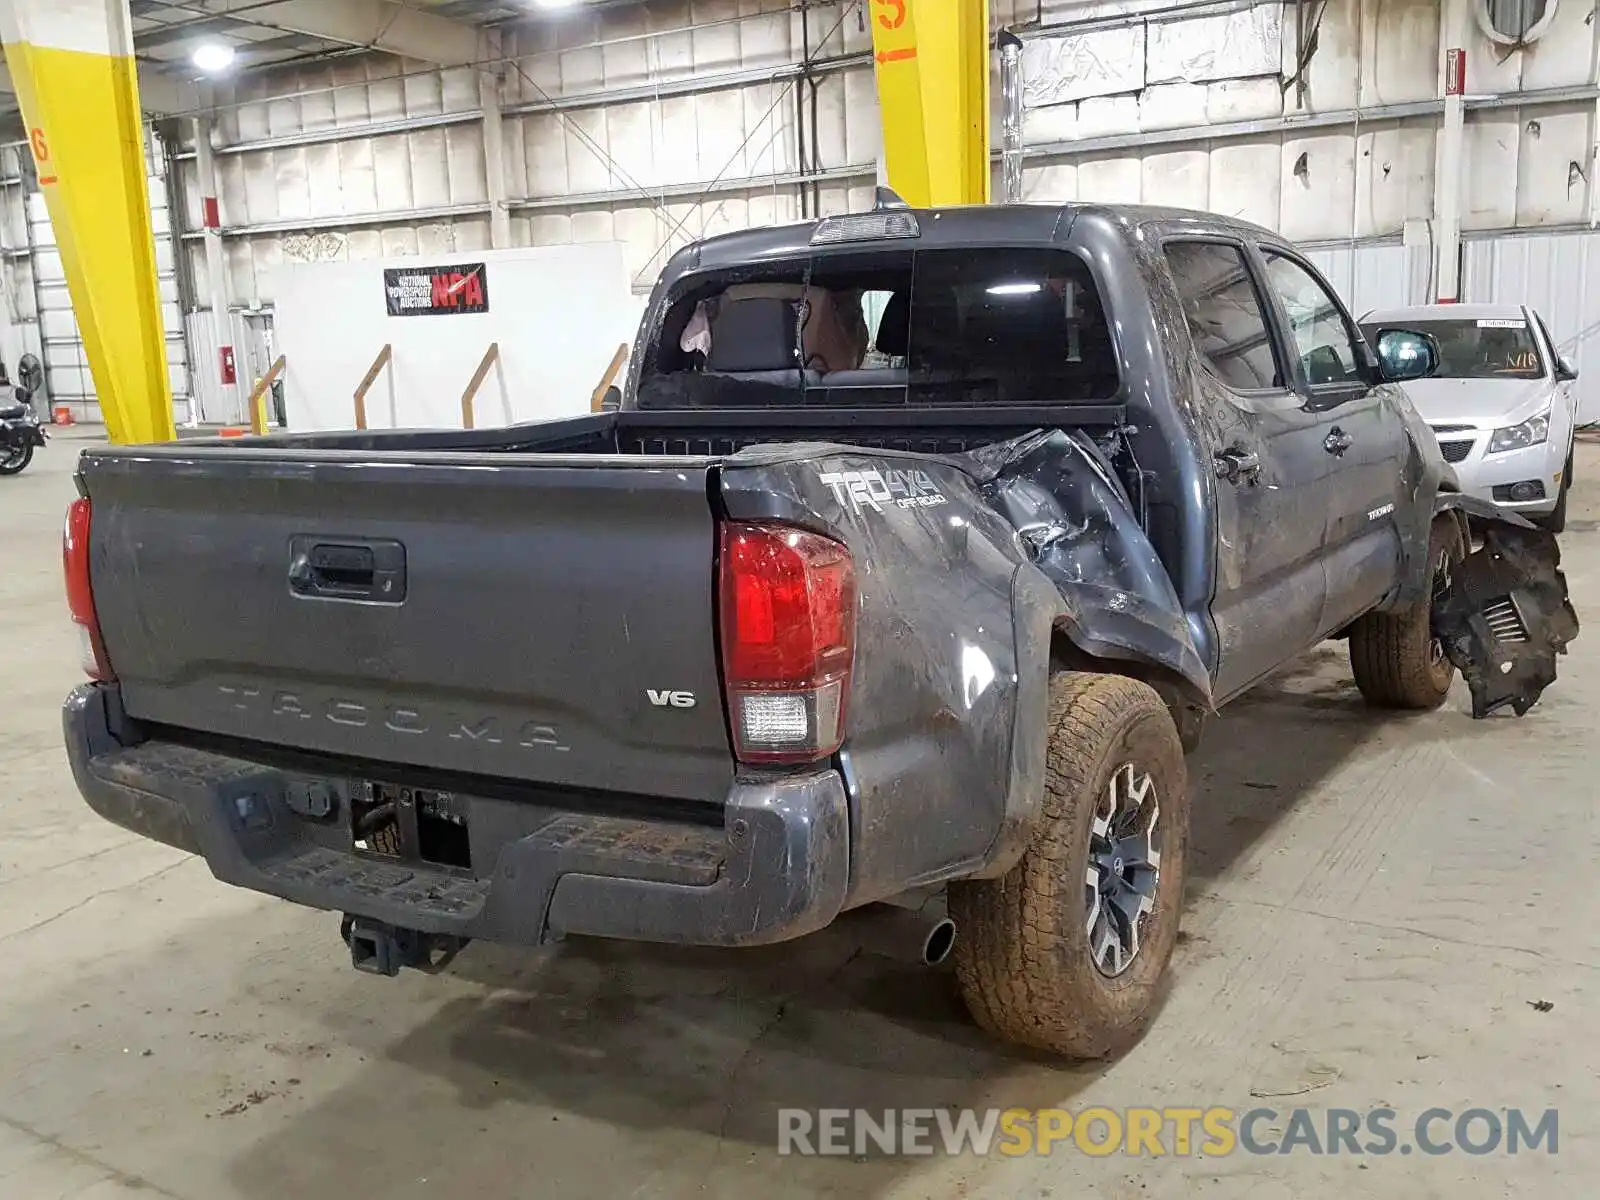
[
  {"left": 869, "top": 0, "right": 991, "bottom": 207},
  {"left": 0, "top": 0, "right": 175, "bottom": 444}
]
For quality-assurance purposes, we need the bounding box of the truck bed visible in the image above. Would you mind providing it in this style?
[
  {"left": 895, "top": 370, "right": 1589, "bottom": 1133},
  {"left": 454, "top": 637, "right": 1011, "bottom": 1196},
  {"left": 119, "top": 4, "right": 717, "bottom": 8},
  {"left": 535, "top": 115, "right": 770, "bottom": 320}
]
[
  {"left": 244, "top": 404, "right": 1129, "bottom": 460},
  {"left": 77, "top": 404, "right": 1125, "bottom": 812}
]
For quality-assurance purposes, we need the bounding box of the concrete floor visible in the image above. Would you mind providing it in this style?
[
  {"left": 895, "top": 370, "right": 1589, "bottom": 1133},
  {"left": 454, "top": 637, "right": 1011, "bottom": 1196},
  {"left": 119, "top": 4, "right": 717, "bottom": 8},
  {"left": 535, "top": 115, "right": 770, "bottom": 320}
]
[{"left": 3, "top": 430, "right": 1597, "bottom": 1199}]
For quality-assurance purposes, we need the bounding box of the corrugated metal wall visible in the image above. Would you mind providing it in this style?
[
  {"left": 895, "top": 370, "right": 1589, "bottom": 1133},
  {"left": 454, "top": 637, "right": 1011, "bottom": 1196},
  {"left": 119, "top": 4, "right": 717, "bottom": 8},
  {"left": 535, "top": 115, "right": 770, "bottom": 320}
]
[
  {"left": 173, "top": 0, "right": 1600, "bottom": 304},
  {"left": 498, "top": 2, "right": 878, "bottom": 289},
  {"left": 1304, "top": 241, "right": 1431, "bottom": 317},
  {"left": 1464, "top": 231, "right": 1600, "bottom": 422},
  {"left": 0, "top": 169, "right": 45, "bottom": 381},
  {"left": 185, "top": 308, "right": 274, "bottom": 426},
  {"left": 191, "top": 55, "right": 494, "bottom": 304},
  {"left": 1011, "top": 0, "right": 1599, "bottom": 244},
  {"left": 177, "top": 0, "right": 881, "bottom": 305},
  {"left": 6, "top": 0, "right": 1600, "bottom": 427},
  {"left": 0, "top": 140, "right": 191, "bottom": 425}
]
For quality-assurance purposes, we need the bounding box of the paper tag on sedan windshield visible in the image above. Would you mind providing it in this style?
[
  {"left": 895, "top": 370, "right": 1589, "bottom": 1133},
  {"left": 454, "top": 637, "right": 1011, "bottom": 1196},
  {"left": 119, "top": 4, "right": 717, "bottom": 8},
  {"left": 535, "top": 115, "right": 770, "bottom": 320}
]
[{"left": 1476, "top": 318, "right": 1527, "bottom": 328}]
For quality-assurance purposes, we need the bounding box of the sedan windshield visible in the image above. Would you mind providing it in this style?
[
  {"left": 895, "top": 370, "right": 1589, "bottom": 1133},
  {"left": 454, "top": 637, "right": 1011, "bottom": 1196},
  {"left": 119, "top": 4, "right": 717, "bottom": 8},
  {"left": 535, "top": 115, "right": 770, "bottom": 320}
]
[{"left": 1360, "top": 317, "right": 1543, "bottom": 380}]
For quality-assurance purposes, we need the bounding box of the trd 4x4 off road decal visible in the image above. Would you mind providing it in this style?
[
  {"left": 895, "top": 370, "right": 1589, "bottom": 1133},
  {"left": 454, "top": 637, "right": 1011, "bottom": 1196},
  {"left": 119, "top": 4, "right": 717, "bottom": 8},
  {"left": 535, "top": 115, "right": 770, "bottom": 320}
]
[{"left": 819, "top": 467, "right": 947, "bottom": 514}]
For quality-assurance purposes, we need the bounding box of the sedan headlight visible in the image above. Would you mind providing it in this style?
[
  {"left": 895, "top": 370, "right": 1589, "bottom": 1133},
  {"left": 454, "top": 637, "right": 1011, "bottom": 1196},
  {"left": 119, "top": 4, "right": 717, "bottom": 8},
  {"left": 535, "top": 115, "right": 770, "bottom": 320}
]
[{"left": 1487, "top": 409, "right": 1549, "bottom": 454}]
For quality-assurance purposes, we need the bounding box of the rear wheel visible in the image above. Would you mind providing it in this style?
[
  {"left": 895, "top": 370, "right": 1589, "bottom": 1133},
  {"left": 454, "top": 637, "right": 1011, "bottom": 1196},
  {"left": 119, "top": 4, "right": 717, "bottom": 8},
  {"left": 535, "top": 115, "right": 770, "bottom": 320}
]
[
  {"left": 1348, "top": 517, "right": 1465, "bottom": 709},
  {"left": 0, "top": 442, "right": 32, "bottom": 475},
  {"left": 949, "top": 672, "right": 1189, "bottom": 1059}
]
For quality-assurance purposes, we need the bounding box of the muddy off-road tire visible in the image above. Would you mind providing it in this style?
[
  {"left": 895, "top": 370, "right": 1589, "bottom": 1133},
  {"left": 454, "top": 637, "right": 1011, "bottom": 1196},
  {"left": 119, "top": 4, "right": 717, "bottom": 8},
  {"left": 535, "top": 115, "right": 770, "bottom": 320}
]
[
  {"left": 948, "top": 673, "right": 1189, "bottom": 1060},
  {"left": 1348, "top": 517, "right": 1466, "bottom": 709}
]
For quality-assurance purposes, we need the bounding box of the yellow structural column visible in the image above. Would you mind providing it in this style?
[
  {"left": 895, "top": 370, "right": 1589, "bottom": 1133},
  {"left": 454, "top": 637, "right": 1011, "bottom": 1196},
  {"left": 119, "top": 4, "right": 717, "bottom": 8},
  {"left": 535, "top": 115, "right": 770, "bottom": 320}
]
[
  {"left": 869, "top": 0, "right": 991, "bottom": 207},
  {"left": 0, "top": 0, "right": 175, "bottom": 443}
]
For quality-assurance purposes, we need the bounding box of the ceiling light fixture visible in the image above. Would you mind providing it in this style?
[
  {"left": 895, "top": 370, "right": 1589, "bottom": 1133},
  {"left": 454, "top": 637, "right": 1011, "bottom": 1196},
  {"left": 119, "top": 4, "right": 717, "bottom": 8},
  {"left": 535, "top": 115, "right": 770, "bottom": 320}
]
[
  {"left": 191, "top": 41, "right": 236, "bottom": 74},
  {"left": 987, "top": 281, "right": 1042, "bottom": 296},
  {"left": 533, "top": 0, "right": 582, "bottom": 9}
]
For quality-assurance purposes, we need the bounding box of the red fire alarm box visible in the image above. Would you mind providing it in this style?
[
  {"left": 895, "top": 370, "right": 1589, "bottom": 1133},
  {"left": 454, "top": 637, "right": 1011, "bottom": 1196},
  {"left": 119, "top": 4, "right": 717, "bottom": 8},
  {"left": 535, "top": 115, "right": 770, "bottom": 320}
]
[
  {"left": 1445, "top": 48, "right": 1467, "bottom": 96},
  {"left": 219, "top": 345, "right": 237, "bottom": 385}
]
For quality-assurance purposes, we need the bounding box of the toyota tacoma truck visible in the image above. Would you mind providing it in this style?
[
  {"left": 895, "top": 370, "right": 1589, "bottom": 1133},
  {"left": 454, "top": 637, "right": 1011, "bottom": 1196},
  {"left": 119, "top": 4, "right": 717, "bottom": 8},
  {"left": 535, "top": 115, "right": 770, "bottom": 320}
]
[{"left": 62, "top": 201, "right": 1579, "bottom": 1059}]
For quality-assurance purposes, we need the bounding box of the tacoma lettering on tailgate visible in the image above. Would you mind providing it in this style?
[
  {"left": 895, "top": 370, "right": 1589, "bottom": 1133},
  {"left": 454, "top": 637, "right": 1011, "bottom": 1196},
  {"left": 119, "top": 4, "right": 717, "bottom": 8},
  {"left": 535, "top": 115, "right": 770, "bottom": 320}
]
[{"left": 216, "top": 684, "right": 569, "bottom": 751}]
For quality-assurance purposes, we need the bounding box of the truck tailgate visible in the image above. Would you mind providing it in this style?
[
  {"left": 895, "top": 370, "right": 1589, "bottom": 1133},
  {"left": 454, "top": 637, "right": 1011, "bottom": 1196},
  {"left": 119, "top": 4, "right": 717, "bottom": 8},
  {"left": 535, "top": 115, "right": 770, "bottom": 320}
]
[{"left": 81, "top": 450, "right": 733, "bottom": 803}]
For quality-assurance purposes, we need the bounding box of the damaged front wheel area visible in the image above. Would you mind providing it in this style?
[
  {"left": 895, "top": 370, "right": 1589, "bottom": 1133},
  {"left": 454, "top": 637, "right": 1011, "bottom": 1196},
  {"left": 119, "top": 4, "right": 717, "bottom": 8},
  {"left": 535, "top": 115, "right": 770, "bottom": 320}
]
[
  {"left": 1431, "top": 522, "right": 1581, "bottom": 718},
  {"left": 1350, "top": 518, "right": 1466, "bottom": 711}
]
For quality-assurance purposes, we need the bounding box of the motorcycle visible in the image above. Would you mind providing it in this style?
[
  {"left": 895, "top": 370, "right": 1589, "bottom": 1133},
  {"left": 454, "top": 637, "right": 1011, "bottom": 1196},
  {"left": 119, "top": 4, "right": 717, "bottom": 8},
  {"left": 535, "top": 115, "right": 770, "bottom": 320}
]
[{"left": 0, "top": 386, "right": 48, "bottom": 476}]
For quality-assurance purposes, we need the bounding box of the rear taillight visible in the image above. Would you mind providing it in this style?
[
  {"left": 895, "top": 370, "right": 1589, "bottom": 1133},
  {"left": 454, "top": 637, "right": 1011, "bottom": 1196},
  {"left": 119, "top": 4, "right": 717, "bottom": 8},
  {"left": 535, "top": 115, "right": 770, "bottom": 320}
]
[
  {"left": 719, "top": 522, "right": 856, "bottom": 764},
  {"left": 64, "top": 497, "right": 113, "bottom": 681}
]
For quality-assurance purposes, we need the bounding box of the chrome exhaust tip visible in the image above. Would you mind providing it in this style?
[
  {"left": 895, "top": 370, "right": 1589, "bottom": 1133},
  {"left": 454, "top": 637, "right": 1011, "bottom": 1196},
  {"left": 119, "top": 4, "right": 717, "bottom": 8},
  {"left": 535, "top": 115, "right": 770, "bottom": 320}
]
[{"left": 922, "top": 917, "right": 957, "bottom": 966}]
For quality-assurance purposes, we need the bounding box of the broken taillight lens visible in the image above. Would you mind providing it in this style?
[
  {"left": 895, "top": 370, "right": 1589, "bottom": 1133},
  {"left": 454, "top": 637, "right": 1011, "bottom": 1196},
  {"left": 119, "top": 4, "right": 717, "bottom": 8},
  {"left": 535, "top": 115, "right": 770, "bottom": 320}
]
[
  {"left": 719, "top": 522, "right": 856, "bottom": 764},
  {"left": 64, "top": 497, "right": 114, "bottom": 681}
]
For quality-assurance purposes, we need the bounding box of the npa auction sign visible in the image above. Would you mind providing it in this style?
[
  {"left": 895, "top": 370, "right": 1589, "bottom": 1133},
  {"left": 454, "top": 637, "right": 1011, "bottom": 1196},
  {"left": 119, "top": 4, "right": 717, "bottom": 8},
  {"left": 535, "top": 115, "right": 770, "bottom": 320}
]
[{"left": 384, "top": 262, "right": 489, "bottom": 316}]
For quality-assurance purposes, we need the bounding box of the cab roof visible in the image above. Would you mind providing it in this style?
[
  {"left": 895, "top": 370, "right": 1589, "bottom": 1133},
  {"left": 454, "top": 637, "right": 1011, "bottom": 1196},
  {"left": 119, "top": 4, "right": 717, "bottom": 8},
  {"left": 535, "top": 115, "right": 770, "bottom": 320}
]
[{"left": 661, "top": 202, "right": 1288, "bottom": 279}]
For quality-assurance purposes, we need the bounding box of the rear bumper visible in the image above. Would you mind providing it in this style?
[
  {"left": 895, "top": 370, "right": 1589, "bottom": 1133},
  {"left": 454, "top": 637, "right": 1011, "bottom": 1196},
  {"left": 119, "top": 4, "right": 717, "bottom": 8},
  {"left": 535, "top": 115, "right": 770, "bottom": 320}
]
[{"left": 64, "top": 684, "right": 849, "bottom": 948}]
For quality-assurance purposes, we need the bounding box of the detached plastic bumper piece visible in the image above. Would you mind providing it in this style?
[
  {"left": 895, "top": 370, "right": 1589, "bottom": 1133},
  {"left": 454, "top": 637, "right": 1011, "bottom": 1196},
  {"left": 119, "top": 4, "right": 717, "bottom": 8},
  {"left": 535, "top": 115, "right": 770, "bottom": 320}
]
[{"left": 1433, "top": 524, "right": 1581, "bottom": 718}]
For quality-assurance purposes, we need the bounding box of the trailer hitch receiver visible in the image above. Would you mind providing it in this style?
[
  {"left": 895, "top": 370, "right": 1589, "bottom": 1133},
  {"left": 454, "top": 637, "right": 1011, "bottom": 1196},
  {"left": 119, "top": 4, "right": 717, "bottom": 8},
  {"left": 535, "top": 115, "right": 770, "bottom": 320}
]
[{"left": 341, "top": 916, "right": 467, "bottom": 976}]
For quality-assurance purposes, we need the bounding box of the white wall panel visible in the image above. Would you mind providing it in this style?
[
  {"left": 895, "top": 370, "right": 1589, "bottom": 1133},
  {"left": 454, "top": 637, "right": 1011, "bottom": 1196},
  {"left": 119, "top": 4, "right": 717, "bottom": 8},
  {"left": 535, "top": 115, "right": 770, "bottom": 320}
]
[
  {"left": 1304, "top": 242, "right": 1428, "bottom": 314},
  {"left": 1501, "top": 0, "right": 1593, "bottom": 92},
  {"left": 1462, "top": 113, "right": 1522, "bottom": 231},
  {"left": 216, "top": 216, "right": 497, "bottom": 305},
  {"left": 1210, "top": 138, "right": 1282, "bottom": 227},
  {"left": 1015, "top": 0, "right": 1598, "bottom": 243},
  {"left": 1026, "top": 26, "right": 1147, "bottom": 107},
  {"left": 1139, "top": 82, "right": 1206, "bottom": 132},
  {"left": 1207, "top": 76, "right": 1285, "bottom": 123},
  {"left": 1298, "top": 0, "right": 1360, "bottom": 111},
  {"left": 21, "top": 143, "right": 188, "bottom": 424},
  {"left": 186, "top": 309, "right": 254, "bottom": 426},
  {"left": 1454, "top": 101, "right": 1595, "bottom": 233},
  {"left": 1022, "top": 161, "right": 1078, "bottom": 203},
  {"left": 1464, "top": 232, "right": 1600, "bottom": 421},
  {"left": 1280, "top": 133, "right": 1357, "bottom": 241},
  {"left": 1141, "top": 148, "right": 1210, "bottom": 210},
  {"left": 271, "top": 244, "right": 633, "bottom": 432},
  {"left": 1353, "top": 120, "right": 1433, "bottom": 238},
  {"left": 1363, "top": 0, "right": 1438, "bottom": 107},
  {"left": 216, "top": 57, "right": 480, "bottom": 145},
  {"left": 1076, "top": 154, "right": 1144, "bottom": 203},
  {"left": 1514, "top": 104, "right": 1591, "bottom": 228},
  {"left": 1147, "top": 4, "right": 1282, "bottom": 84},
  {"left": 150, "top": 0, "right": 1600, "bottom": 395}
]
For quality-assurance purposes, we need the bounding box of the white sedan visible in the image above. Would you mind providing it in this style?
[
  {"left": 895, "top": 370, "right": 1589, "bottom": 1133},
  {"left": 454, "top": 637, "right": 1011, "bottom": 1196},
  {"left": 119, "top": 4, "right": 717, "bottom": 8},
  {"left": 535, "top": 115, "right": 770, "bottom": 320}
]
[{"left": 1361, "top": 304, "right": 1579, "bottom": 531}]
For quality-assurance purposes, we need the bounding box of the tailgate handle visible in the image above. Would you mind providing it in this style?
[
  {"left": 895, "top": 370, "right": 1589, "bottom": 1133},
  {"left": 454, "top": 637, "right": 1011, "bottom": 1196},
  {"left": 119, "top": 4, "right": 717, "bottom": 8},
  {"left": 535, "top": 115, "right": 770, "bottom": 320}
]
[{"left": 289, "top": 537, "right": 406, "bottom": 603}]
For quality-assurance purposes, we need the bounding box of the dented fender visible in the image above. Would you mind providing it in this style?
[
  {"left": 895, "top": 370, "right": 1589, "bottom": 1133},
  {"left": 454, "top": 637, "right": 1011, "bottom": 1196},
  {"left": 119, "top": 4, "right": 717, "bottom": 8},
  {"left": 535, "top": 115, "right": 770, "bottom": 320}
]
[
  {"left": 956, "top": 429, "right": 1213, "bottom": 707},
  {"left": 717, "top": 429, "right": 1213, "bottom": 901}
]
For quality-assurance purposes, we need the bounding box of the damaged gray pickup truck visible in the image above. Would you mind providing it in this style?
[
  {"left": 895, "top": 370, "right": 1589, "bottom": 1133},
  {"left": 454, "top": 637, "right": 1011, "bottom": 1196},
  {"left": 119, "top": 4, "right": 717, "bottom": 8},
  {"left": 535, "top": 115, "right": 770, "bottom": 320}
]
[{"left": 63, "top": 201, "right": 1579, "bottom": 1059}]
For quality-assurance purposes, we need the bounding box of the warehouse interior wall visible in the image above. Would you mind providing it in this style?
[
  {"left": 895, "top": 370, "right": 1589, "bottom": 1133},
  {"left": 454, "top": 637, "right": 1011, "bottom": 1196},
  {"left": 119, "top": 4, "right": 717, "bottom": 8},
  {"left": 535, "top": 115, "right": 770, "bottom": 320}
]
[
  {"left": 0, "top": 132, "right": 189, "bottom": 426},
  {"left": 1006, "top": 0, "right": 1600, "bottom": 242},
  {"left": 5, "top": 0, "right": 1600, "bottom": 426},
  {"left": 270, "top": 243, "right": 635, "bottom": 431},
  {"left": 169, "top": 0, "right": 883, "bottom": 309}
]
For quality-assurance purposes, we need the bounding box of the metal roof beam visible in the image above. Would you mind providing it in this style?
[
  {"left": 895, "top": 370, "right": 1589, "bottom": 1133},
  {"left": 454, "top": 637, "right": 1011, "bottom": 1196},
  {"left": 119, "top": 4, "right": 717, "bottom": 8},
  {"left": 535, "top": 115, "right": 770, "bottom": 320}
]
[
  {"left": 0, "top": 60, "right": 205, "bottom": 113},
  {"left": 225, "top": 0, "right": 482, "bottom": 65}
]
